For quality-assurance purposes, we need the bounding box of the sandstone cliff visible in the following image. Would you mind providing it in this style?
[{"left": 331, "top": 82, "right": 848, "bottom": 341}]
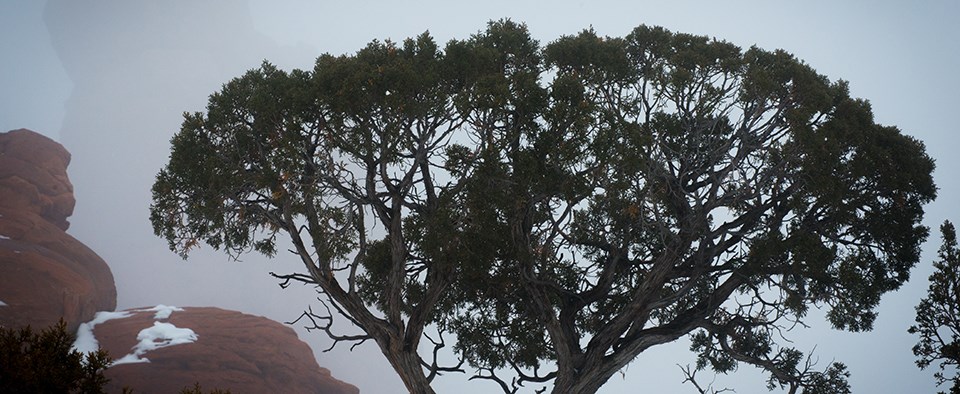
[
  {"left": 0, "top": 128, "right": 117, "bottom": 332},
  {"left": 0, "top": 128, "right": 359, "bottom": 393},
  {"left": 86, "top": 306, "right": 359, "bottom": 394}
]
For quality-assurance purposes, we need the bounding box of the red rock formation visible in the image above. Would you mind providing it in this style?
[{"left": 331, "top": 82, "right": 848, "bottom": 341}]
[
  {"left": 0, "top": 128, "right": 75, "bottom": 230},
  {"left": 92, "top": 306, "right": 359, "bottom": 394},
  {"left": 0, "top": 129, "right": 117, "bottom": 332},
  {"left": 0, "top": 129, "right": 358, "bottom": 392}
]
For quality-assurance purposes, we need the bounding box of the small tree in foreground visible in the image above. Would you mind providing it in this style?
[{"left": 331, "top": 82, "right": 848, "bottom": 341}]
[
  {"left": 0, "top": 320, "right": 111, "bottom": 393},
  {"left": 179, "top": 382, "right": 232, "bottom": 394},
  {"left": 151, "top": 20, "right": 936, "bottom": 393},
  {"left": 911, "top": 221, "right": 960, "bottom": 394}
]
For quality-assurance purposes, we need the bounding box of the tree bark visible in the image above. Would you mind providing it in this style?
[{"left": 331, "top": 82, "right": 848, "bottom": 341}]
[{"left": 380, "top": 337, "right": 435, "bottom": 394}]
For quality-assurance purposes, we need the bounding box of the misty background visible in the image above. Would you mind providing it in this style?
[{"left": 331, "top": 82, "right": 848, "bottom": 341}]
[{"left": 1, "top": 1, "right": 958, "bottom": 392}]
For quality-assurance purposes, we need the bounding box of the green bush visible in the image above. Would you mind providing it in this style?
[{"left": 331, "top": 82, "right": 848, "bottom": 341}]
[
  {"left": 179, "top": 382, "right": 232, "bottom": 394},
  {"left": 0, "top": 319, "right": 111, "bottom": 393}
]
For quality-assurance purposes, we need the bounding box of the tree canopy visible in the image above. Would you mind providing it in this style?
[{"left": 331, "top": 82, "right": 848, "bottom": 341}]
[
  {"left": 151, "top": 20, "right": 936, "bottom": 393},
  {"left": 911, "top": 221, "right": 960, "bottom": 394}
]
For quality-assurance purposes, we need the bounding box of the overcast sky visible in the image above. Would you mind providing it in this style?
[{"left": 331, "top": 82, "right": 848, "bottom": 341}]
[{"left": 1, "top": 1, "right": 958, "bottom": 393}]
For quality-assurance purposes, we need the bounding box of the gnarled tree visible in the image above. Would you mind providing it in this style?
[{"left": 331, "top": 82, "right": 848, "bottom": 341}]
[{"left": 151, "top": 21, "right": 936, "bottom": 393}]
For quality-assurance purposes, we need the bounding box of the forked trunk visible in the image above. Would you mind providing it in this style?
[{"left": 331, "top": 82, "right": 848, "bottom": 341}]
[
  {"left": 383, "top": 342, "right": 435, "bottom": 394},
  {"left": 550, "top": 364, "right": 616, "bottom": 394}
]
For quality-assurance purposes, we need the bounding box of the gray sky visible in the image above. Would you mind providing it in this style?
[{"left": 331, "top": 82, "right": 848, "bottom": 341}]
[{"left": 1, "top": 1, "right": 958, "bottom": 392}]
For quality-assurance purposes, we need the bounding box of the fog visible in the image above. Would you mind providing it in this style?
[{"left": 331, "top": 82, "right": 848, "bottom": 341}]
[{"left": 1, "top": 1, "right": 958, "bottom": 392}]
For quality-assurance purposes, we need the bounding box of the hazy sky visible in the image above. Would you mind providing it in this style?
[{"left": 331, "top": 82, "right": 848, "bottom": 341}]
[{"left": 1, "top": 1, "right": 958, "bottom": 393}]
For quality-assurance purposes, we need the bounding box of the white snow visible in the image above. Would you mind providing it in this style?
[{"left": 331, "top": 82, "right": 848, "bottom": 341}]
[
  {"left": 71, "top": 305, "right": 196, "bottom": 367},
  {"left": 0, "top": 235, "right": 10, "bottom": 240},
  {"left": 0, "top": 300, "right": 7, "bottom": 307},
  {"left": 111, "top": 353, "right": 151, "bottom": 365},
  {"left": 139, "top": 304, "right": 184, "bottom": 319},
  {"left": 111, "top": 321, "right": 198, "bottom": 366},
  {"left": 73, "top": 311, "right": 133, "bottom": 354}
]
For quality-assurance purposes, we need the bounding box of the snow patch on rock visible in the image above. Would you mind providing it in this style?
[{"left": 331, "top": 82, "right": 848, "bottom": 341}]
[
  {"left": 112, "top": 321, "right": 198, "bottom": 365},
  {"left": 73, "top": 311, "right": 133, "bottom": 354},
  {"left": 139, "top": 304, "right": 184, "bottom": 320},
  {"left": 72, "top": 305, "right": 194, "bottom": 367}
]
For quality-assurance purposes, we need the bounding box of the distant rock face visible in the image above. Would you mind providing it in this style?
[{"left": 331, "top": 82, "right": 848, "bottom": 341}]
[
  {"left": 0, "top": 128, "right": 74, "bottom": 230},
  {"left": 91, "top": 306, "right": 359, "bottom": 394},
  {"left": 0, "top": 129, "right": 117, "bottom": 332}
]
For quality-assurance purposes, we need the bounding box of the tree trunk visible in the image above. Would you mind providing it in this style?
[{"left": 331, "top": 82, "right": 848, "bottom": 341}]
[
  {"left": 551, "top": 364, "right": 616, "bottom": 394},
  {"left": 380, "top": 338, "right": 435, "bottom": 394}
]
